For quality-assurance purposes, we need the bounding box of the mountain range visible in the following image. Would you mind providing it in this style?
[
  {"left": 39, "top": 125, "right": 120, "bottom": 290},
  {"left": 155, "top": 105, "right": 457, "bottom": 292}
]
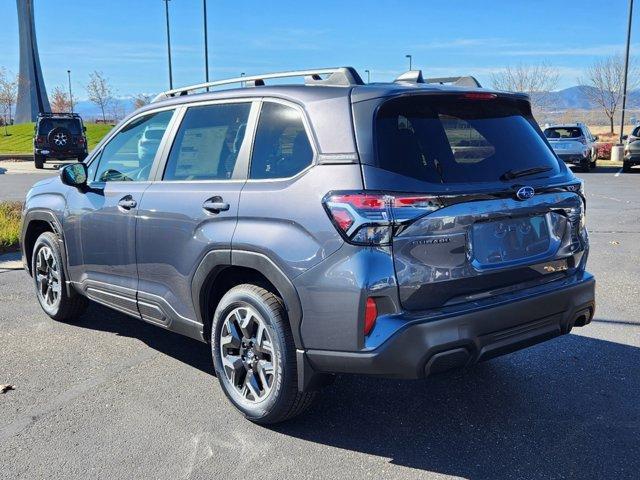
[{"left": 69, "top": 86, "right": 640, "bottom": 120}]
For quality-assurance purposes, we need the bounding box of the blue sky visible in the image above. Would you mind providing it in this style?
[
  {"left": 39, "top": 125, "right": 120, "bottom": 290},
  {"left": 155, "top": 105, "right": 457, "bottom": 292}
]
[{"left": 1, "top": 0, "right": 638, "bottom": 99}]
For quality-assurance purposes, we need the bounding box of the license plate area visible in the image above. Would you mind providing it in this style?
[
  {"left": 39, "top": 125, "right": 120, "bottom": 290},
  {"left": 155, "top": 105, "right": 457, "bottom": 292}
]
[{"left": 471, "top": 215, "right": 553, "bottom": 271}]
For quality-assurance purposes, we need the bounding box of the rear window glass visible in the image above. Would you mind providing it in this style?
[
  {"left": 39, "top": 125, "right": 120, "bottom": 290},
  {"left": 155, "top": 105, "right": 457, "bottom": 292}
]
[
  {"left": 375, "top": 95, "right": 560, "bottom": 184},
  {"left": 38, "top": 119, "right": 81, "bottom": 135},
  {"left": 543, "top": 127, "right": 582, "bottom": 139}
]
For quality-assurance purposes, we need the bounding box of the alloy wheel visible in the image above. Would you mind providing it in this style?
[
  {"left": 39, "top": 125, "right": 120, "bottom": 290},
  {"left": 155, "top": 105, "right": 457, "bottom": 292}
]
[
  {"left": 35, "top": 246, "right": 61, "bottom": 308},
  {"left": 220, "top": 306, "right": 276, "bottom": 402}
]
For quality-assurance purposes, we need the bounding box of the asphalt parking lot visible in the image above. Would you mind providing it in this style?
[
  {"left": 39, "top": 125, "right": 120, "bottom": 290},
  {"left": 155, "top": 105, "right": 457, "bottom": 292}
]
[{"left": 1, "top": 166, "right": 639, "bottom": 480}]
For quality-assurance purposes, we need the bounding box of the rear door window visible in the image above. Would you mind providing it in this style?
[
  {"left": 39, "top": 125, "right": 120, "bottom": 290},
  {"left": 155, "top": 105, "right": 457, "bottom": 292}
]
[
  {"left": 375, "top": 95, "right": 560, "bottom": 184},
  {"left": 163, "top": 103, "right": 251, "bottom": 181}
]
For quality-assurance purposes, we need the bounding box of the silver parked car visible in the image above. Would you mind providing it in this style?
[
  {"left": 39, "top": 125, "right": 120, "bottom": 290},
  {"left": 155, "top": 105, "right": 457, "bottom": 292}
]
[{"left": 543, "top": 123, "right": 598, "bottom": 172}]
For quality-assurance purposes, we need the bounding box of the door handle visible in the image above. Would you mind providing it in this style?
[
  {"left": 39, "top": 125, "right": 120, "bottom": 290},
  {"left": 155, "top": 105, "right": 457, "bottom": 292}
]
[
  {"left": 118, "top": 195, "right": 137, "bottom": 210},
  {"left": 202, "top": 196, "right": 230, "bottom": 214}
]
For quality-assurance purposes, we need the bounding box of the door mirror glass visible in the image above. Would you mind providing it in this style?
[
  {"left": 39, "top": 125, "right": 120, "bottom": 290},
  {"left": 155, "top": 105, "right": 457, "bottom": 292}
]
[
  {"left": 593, "top": 135, "right": 598, "bottom": 141},
  {"left": 60, "top": 162, "right": 88, "bottom": 187}
]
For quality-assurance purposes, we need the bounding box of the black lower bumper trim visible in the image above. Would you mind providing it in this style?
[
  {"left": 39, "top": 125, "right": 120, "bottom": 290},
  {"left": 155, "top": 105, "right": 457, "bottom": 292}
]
[{"left": 305, "top": 275, "right": 595, "bottom": 380}]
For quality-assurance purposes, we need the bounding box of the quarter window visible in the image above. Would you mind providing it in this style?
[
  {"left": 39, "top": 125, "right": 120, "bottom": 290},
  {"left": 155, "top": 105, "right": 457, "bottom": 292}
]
[
  {"left": 250, "top": 102, "right": 313, "bottom": 179},
  {"left": 163, "top": 103, "right": 252, "bottom": 181},
  {"left": 91, "top": 110, "right": 174, "bottom": 182}
]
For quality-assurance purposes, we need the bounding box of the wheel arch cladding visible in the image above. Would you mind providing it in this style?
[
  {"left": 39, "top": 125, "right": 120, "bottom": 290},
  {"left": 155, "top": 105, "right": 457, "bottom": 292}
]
[{"left": 191, "top": 249, "right": 304, "bottom": 349}]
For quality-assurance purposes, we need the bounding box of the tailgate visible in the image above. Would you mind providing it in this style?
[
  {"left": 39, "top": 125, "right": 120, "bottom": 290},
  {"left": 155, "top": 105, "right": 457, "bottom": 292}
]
[{"left": 392, "top": 192, "right": 585, "bottom": 310}]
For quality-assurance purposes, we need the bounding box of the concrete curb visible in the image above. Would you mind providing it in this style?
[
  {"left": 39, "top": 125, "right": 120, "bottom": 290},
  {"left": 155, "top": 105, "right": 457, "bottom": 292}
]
[
  {"left": 0, "top": 251, "right": 23, "bottom": 272},
  {"left": 0, "top": 154, "right": 32, "bottom": 162}
]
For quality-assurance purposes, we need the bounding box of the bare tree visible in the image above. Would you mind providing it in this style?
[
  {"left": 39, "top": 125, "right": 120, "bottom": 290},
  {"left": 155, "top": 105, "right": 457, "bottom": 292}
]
[
  {"left": 133, "top": 93, "right": 153, "bottom": 110},
  {"left": 580, "top": 55, "right": 639, "bottom": 134},
  {"left": 50, "top": 86, "right": 72, "bottom": 113},
  {"left": 108, "top": 98, "right": 126, "bottom": 122},
  {"left": 0, "top": 68, "right": 20, "bottom": 135},
  {"left": 490, "top": 62, "right": 559, "bottom": 113},
  {"left": 86, "top": 71, "right": 113, "bottom": 122}
]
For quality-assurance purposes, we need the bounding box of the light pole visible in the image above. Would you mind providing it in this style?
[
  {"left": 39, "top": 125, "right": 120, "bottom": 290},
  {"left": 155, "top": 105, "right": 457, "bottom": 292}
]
[
  {"left": 164, "top": 0, "right": 173, "bottom": 89},
  {"left": 203, "top": 0, "right": 209, "bottom": 85},
  {"left": 405, "top": 54, "right": 412, "bottom": 70},
  {"left": 620, "top": 0, "right": 634, "bottom": 144},
  {"left": 240, "top": 72, "right": 245, "bottom": 87},
  {"left": 67, "top": 69, "right": 73, "bottom": 112},
  {"left": 364, "top": 69, "right": 371, "bottom": 83}
]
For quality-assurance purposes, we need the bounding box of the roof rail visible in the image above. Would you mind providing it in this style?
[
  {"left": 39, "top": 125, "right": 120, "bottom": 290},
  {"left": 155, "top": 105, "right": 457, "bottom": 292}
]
[
  {"left": 151, "top": 67, "right": 364, "bottom": 102},
  {"left": 424, "top": 76, "right": 482, "bottom": 88}
]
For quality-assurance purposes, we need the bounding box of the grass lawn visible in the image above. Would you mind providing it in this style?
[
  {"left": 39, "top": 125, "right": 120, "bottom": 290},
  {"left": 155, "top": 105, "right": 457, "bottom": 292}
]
[
  {"left": 0, "top": 122, "right": 113, "bottom": 154},
  {"left": 0, "top": 202, "right": 22, "bottom": 253}
]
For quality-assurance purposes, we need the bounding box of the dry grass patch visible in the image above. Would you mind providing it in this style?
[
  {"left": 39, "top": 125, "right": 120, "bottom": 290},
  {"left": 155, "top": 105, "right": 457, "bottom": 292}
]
[{"left": 0, "top": 202, "right": 22, "bottom": 252}]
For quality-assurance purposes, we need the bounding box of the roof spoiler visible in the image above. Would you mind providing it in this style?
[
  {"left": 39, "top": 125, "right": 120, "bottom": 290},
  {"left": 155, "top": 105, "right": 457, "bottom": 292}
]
[
  {"left": 152, "top": 67, "right": 364, "bottom": 102},
  {"left": 394, "top": 70, "right": 482, "bottom": 88}
]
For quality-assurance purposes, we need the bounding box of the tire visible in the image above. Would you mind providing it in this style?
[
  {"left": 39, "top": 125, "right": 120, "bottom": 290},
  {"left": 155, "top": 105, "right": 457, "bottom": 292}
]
[
  {"left": 590, "top": 150, "right": 597, "bottom": 169},
  {"left": 623, "top": 162, "right": 632, "bottom": 173},
  {"left": 47, "top": 127, "right": 72, "bottom": 152},
  {"left": 31, "top": 232, "right": 88, "bottom": 321},
  {"left": 78, "top": 152, "right": 88, "bottom": 162},
  {"left": 34, "top": 154, "right": 45, "bottom": 169},
  {"left": 211, "top": 284, "right": 316, "bottom": 424},
  {"left": 581, "top": 160, "right": 591, "bottom": 173}
]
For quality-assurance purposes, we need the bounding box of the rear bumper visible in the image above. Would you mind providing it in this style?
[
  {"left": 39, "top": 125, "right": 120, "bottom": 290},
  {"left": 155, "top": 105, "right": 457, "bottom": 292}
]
[
  {"left": 557, "top": 153, "right": 589, "bottom": 165},
  {"left": 305, "top": 273, "right": 595, "bottom": 379},
  {"left": 35, "top": 148, "right": 86, "bottom": 159},
  {"left": 624, "top": 154, "right": 640, "bottom": 165}
]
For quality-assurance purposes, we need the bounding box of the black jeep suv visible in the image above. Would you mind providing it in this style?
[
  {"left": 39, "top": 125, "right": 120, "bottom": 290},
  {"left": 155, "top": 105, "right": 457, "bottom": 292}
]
[{"left": 33, "top": 113, "right": 88, "bottom": 169}]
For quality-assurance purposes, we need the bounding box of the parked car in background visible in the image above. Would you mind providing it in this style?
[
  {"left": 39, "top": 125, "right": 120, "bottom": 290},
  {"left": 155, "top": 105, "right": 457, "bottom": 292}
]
[
  {"left": 21, "top": 67, "right": 595, "bottom": 424},
  {"left": 543, "top": 123, "right": 598, "bottom": 172},
  {"left": 623, "top": 125, "right": 640, "bottom": 172},
  {"left": 33, "top": 113, "right": 88, "bottom": 169}
]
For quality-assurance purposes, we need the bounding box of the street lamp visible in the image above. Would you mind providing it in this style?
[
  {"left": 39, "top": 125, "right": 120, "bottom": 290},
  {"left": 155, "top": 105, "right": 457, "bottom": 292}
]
[
  {"left": 203, "top": 0, "right": 209, "bottom": 85},
  {"left": 67, "top": 69, "right": 73, "bottom": 113},
  {"left": 163, "top": 0, "right": 173, "bottom": 89},
  {"left": 620, "top": 0, "right": 634, "bottom": 144},
  {"left": 405, "top": 54, "right": 412, "bottom": 70},
  {"left": 240, "top": 72, "right": 245, "bottom": 88},
  {"left": 364, "top": 69, "right": 371, "bottom": 83}
]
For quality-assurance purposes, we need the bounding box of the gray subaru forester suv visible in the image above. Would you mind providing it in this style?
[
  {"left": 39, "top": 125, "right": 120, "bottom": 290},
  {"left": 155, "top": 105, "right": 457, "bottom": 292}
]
[{"left": 21, "top": 67, "right": 595, "bottom": 424}]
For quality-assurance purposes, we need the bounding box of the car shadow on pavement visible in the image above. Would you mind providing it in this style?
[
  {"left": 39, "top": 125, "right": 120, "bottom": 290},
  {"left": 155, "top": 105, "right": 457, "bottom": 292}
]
[
  {"left": 275, "top": 329, "right": 640, "bottom": 479},
  {"left": 74, "top": 303, "right": 214, "bottom": 375},
  {"left": 69, "top": 306, "right": 639, "bottom": 478}
]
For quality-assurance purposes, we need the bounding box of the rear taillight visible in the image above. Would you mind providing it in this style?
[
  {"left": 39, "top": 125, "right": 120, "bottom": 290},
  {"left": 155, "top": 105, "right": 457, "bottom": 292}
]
[
  {"left": 364, "top": 297, "right": 378, "bottom": 336},
  {"left": 35, "top": 135, "right": 45, "bottom": 146},
  {"left": 323, "top": 191, "right": 443, "bottom": 245},
  {"left": 77, "top": 136, "right": 85, "bottom": 145}
]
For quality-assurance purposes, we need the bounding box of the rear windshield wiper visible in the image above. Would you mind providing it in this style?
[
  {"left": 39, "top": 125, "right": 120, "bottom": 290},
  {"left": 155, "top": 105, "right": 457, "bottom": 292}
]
[{"left": 500, "top": 166, "right": 553, "bottom": 181}]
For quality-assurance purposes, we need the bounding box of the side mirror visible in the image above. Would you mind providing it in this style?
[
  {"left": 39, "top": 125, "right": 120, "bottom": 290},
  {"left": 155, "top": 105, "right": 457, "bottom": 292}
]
[
  {"left": 83, "top": 126, "right": 87, "bottom": 132},
  {"left": 622, "top": 135, "right": 628, "bottom": 141},
  {"left": 593, "top": 135, "right": 599, "bottom": 141},
  {"left": 60, "top": 162, "right": 88, "bottom": 188}
]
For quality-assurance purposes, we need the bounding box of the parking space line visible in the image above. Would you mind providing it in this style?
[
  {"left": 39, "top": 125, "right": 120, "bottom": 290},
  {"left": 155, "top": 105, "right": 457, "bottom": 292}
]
[{"left": 615, "top": 168, "right": 623, "bottom": 177}]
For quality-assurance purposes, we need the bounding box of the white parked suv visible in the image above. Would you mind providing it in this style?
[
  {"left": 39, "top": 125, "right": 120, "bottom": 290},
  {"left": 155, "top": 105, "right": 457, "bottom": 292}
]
[{"left": 543, "top": 123, "right": 598, "bottom": 172}]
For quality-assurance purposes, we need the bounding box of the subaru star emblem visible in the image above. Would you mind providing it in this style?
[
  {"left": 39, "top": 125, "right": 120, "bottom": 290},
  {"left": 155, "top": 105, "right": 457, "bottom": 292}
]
[{"left": 516, "top": 186, "right": 535, "bottom": 201}]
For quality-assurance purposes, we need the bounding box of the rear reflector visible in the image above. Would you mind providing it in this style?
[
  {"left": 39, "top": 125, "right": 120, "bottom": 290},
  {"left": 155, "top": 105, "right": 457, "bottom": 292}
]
[
  {"left": 364, "top": 297, "right": 377, "bottom": 336},
  {"left": 323, "top": 191, "right": 443, "bottom": 245}
]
